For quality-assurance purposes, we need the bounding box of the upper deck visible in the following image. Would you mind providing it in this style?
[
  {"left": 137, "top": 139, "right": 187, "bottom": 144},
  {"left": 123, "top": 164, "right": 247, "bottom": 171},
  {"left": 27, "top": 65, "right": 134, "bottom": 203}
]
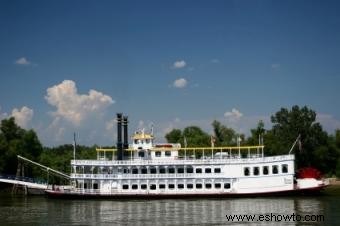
[{"left": 71, "top": 154, "right": 294, "bottom": 167}]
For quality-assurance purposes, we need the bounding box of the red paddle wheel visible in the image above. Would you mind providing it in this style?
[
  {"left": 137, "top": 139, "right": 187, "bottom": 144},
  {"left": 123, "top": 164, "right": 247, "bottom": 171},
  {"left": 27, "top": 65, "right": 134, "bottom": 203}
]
[{"left": 297, "top": 167, "right": 322, "bottom": 179}]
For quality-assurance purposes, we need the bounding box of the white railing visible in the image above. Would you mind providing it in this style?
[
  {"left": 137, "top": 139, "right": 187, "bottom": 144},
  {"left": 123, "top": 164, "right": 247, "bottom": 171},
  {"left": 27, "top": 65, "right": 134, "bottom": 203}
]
[
  {"left": 70, "top": 173, "right": 226, "bottom": 180},
  {"left": 71, "top": 155, "right": 294, "bottom": 166}
]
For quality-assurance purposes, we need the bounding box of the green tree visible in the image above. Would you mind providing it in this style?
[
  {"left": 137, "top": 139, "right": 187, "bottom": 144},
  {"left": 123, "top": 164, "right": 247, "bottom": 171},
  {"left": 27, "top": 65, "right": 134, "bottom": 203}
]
[
  {"left": 268, "top": 105, "right": 329, "bottom": 170},
  {"left": 165, "top": 129, "right": 182, "bottom": 144},
  {"left": 182, "top": 126, "right": 210, "bottom": 147},
  {"left": 212, "top": 120, "right": 238, "bottom": 146},
  {"left": 0, "top": 117, "right": 43, "bottom": 175},
  {"left": 247, "top": 120, "right": 266, "bottom": 145}
]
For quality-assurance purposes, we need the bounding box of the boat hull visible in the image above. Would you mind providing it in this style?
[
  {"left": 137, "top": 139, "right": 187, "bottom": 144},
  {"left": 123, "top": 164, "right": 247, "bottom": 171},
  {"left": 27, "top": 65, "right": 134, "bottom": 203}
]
[{"left": 45, "top": 185, "right": 327, "bottom": 199}]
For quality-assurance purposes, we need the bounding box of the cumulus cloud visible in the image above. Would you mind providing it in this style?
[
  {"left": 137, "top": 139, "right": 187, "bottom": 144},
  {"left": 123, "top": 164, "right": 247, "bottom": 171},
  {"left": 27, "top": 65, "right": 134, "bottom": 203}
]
[
  {"left": 45, "top": 80, "right": 114, "bottom": 125},
  {"left": 173, "top": 60, "right": 186, "bottom": 69},
  {"left": 224, "top": 108, "right": 243, "bottom": 122},
  {"left": 15, "top": 57, "right": 31, "bottom": 65},
  {"left": 11, "top": 106, "right": 34, "bottom": 128},
  {"left": 173, "top": 78, "right": 188, "bottom": 88}
]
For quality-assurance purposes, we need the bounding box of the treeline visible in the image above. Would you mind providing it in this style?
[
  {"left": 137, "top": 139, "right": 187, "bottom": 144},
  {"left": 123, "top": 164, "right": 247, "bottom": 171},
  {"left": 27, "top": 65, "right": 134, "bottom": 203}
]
[
  {"left": 0, "top": 105, "right": 340, "bottom": 180},
  {"left": 0, "top": 118, "right": 97, "bottom": 182},
  {"left": 165, "top": 106, "right": 340, "bottom": 177}
]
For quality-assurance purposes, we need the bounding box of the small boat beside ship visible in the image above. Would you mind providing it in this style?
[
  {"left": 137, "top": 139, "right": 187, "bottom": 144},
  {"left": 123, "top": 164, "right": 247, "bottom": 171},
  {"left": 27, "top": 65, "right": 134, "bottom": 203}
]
[{"left": 45, "top": 113, "right": 328, "bottom": 198}]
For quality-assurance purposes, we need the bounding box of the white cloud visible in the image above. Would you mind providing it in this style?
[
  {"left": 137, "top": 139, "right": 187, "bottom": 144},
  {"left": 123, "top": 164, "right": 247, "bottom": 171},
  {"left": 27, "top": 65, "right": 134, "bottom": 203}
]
[
  {"left": 106, "top": 118, "right": 116, "bottom": 131},
  {"left": 15, "top": 57, "right": 31, "bottom": 65},
  {"left": 45, "top": 80, "right": 114, "bottom": 125},
  {"left": 316, "top": 113, "right": 340, "bottom": 134},
  {"left": 224, "top": 108, "right": 243, "bottom": 122},
  {"left": 173, "top": 60, "right": 186, "bottom": 69},
  {"left": 0, "top": 105, "right": 33, "bottom": 128},
  {"left": 173, "top": 78, "right": 188, "bottom": 88},
  {"left": 211, "top": 59, "right": 220, "bottom": 63},
  {"left": 271, "top": 63, "right": 280, "bottom": 69}
]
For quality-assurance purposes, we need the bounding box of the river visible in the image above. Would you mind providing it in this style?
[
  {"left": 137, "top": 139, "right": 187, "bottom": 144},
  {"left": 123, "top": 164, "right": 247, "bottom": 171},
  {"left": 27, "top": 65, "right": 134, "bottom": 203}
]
[{"left": 1, "top": 190, "right": 339, "bottom": 226}]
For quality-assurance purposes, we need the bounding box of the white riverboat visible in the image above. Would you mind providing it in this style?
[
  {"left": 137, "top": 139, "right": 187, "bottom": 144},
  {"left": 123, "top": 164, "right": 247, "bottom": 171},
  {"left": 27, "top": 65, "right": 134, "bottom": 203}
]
[{"left": 46, "top": 113, "right": 328, "bottom": 198}]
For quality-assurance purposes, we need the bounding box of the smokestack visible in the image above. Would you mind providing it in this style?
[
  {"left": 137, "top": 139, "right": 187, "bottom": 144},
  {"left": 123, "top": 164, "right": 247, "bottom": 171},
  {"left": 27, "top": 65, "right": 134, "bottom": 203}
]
[
  {"left": 123, "top": 116, "right": 129, "bottom": 150},
  {"left": 116, "top": 113, "right": 123, "bottom": 160}
]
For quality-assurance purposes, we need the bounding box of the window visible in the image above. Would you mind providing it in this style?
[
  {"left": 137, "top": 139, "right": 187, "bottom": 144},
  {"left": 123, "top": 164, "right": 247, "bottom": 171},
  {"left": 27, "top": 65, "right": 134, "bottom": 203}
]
[
  {"left": 122, "top": 185, "right": 129, "bottom": 190},
  {"left": 205, "top": 183, "right": 212, "bottom": 189},
  {"left": 272, "top": 165, "right": 278, "bottom": 174},
  {"left": 138, "top": 151, "right": 145, "bottom": 158},
  {"left": 253, "top": 167, "right": 260, "bottom": 176},
  {"left": 214, "top": 183, "right": 221, "bottom": 189},
  {"left": 150, "top": 168, "right": 157, "bottom": 174},
  {"left": 165, "top": 151, "right": 171, "bottom": 156},
  {"left": 205, "top": 168, "right": 211, "bottom": 173},
  {"left": 159, "top": 184, "right": 166, "bottom": 189},
  {"left": 196, "top": 184, "right": 202, "bottom": 189},
  {"left": 177, "top": 168, "right": 184, "bottom": 174},
  {"left": 178, "top": 184, "right": 184, "bottom": 189},
  {"left": 244, "top": 167, "right": 250, "bottom": 176},
  {"left": 168, "top": 167, "right": 175, "bottom": 174},
  {"left": 123, "top": 168, "right": 129, "bottom": 174},
  {"left": 134, "top": 139, "right": 138, "bottom": 144},
  {"left": 132, "top": 184, "right": 138, "bottom": 190},
  {"left": 187, "top": 184, "right": 193, "bottom": 189},
  {"left": 146, "top": 139, "right": 150, "bottom": 144},
  {"left": 155, "top": 151, "right": 161, "bottom": 157},
  {"left": 159, "top": 168, "right": 166, "bottom": 174},
  {"left": 141, "top": 168, "right": 147, "bottom": 174},
  {"left": 150, "top": 184, "right": 156, "bottom": 190},
  {"left": 263, "top": 166, "right": 269, "bottom": 175},
  {"left": 132, "top": 168, "right": 138, "bottom": 174},
  {"left": 224, "top": 183, "right": 231, "bottom": 189},
  {"left": 186, "top": 167, "right": 194, "bottom": 173},
  {"left": 169, "top": 184, "right": 175, "bottom": 189},
  {"left": 93, "top": 183, "right": 98, "bottom": 189},
  {"left": 196, "top": 168, "right": 202, "bottom": 173},
  {"left": 214, "top": 168, "right": 221, "bottom": 173},
  {"left": 282, "top": 164, "right": 288, "bottom": 173},
  {"left": 141, "top": 184, "right": 147, "bottom": 190}
]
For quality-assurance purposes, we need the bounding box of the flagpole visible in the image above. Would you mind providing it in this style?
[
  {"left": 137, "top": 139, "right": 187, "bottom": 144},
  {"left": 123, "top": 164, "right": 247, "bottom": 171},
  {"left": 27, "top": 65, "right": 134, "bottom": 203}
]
[{"left": 73, "top": 132, "right": 76, "bottom": 161}]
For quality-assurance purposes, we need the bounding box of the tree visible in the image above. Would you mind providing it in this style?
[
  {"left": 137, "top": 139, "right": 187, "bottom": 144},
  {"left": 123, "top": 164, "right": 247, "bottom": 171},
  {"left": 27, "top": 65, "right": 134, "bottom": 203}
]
[
  {"left": 165, "top": 129, "right": 182, "bottom": 144},
  {"left": 0, "top": 117, "right": 43, "bottom": 175},
  {"left": 247, "top": 120, "right": 266, "bottom": 145},
  {"left": 182, "top": 126, "right": 210, "bottom": 147},
  {"left": 268, "top": 105, "right": 330, "bottom": 170},
  {"left": 212, "top": 120, "right": 238, "bottom": 146}
]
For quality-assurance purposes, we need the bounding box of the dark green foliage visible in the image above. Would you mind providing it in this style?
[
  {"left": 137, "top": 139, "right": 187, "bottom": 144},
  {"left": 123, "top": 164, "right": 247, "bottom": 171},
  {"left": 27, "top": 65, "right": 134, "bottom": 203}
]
[
  {"left": 212, "top": 120, "right": 238, "bottom": 146},
  {"left": 0, "top": 118, "right": 43, "bottom": 176}
]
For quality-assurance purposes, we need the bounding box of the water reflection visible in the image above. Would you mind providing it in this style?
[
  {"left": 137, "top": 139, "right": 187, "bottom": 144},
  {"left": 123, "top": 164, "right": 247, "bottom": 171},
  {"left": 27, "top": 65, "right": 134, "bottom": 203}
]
[
  {"left": 60, "top": 197, "right": 326, "bottom": 225},
  {"left": 0, "top": 194, "right": 336, "bottom": 226}
]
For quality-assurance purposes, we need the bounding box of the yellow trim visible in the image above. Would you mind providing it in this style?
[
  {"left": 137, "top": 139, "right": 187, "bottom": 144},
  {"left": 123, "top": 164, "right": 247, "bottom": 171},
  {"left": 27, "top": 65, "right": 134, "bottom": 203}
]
[
  {"left": 132, "top": 133, "right": 154, "bottom": 140},
  {"left": 96, "top": 145, "right": 264, "bottom": 152}
]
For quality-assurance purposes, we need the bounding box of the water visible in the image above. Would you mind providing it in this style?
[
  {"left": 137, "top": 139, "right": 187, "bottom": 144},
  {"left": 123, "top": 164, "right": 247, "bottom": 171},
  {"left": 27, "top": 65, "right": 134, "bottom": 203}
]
[{"left": 0, "top": 193, "right": 339, "bottom": 226}]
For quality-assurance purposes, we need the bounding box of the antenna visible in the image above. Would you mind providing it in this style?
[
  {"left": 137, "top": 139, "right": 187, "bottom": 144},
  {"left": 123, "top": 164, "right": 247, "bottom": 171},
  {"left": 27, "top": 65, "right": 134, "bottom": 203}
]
[{"left": 73, "top": 132, "right": 76, "bottom": 161}]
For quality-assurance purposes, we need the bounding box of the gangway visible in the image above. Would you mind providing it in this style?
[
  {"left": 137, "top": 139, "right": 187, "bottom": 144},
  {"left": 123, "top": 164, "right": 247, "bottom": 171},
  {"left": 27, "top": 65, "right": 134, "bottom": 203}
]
[{"left": 17, "top": 155, "right": 70, "bottom": 179}]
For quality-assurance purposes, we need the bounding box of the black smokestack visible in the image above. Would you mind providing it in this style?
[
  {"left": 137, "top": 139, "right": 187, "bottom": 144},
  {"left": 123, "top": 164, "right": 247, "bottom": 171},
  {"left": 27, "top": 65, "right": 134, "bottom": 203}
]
[
  {"left": 116, "top": 113, "right": 123, "bottom": 160},
  {"left": 123, "top": 116, "right": 129, "bottom": 150}
]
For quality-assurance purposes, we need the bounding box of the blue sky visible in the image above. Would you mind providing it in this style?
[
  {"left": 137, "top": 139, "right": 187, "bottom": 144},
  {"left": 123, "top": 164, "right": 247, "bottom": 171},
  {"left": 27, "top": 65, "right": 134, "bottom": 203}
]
[{"left": 0, "top": 0, "right": 340, "bottom": 146}]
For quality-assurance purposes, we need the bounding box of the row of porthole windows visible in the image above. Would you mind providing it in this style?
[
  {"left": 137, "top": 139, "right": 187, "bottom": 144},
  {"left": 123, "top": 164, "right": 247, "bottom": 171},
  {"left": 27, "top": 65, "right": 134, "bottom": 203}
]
[
  {"left": 122, "top": 183, "right": 231, "bottom": 190},
  {"left": 121, "top": 167, "right": 221, "bottom": 174},
  {"left": 244, "top": 164, "right": 288, "bottom": 176},
  {"left": 138, "top": 151, "right": 171, "bottom": 158}
]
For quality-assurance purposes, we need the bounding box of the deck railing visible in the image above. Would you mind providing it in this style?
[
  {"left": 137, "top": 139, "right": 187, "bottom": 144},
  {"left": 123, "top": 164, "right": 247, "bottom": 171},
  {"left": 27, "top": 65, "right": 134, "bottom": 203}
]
[{"left": 71, "top": 154, "right": 294, "bottom": 166}]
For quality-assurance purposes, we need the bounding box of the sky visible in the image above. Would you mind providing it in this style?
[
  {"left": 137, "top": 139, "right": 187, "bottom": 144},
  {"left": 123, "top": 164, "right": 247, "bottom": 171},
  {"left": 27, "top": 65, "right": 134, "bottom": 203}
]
[{"left": 0, "top": 0, "right": 340, "bottom": 147}]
